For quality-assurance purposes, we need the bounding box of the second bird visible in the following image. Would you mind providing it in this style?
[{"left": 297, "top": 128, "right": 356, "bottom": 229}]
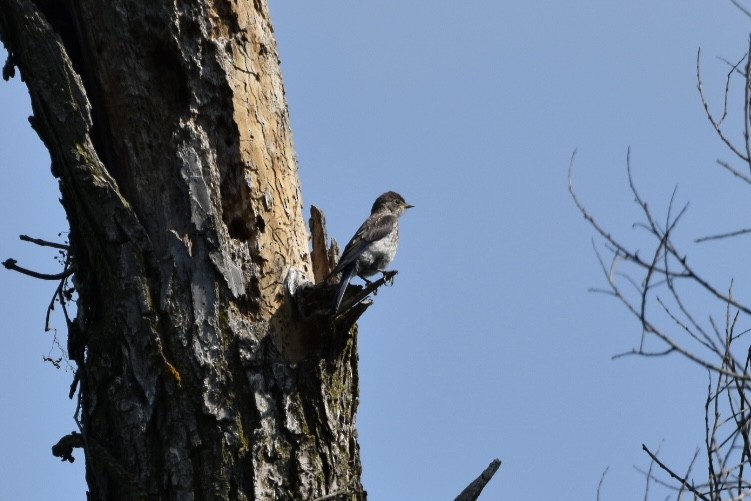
[{"left": 328, "top": 191, "right": 413, "bottom": 316}]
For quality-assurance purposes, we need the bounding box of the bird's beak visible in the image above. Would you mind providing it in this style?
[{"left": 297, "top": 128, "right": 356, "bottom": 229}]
[{"left": 405, "top": 203, "right": 414, "bottom": 209}]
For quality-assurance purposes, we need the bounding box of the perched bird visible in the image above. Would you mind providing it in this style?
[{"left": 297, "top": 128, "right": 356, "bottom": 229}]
[{"left": 328, "top": 191, "right": 413, "bottom": 316}]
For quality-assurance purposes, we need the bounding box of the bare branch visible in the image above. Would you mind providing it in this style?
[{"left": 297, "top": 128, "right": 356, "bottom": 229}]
[
  {"left": 575, "top": 153, "right": 751, "bottom": 320},
  {"left": 577, "top": 32, "right": 751, "bottom": 501},
  {"left": 591, "top": 240, "right": 747, "bottom": 378},
  {"left": 2, "top": 258, "right": 73, "bottom": 280}
]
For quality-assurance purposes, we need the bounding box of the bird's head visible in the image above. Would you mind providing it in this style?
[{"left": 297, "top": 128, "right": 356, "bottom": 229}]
[{"left": 371, "top": 191, "right": 414, "bottom": 215}]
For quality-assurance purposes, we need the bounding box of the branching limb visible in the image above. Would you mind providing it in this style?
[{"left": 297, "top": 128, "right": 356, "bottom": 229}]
[
  {"left": 591, "top": 244, "right": 745, "bottom": 378},
  {"left": 577, "top": 35, "right": 751, "bottom": 501},
  {"left": 2, "top": 232, "right": 72, "bottom": 279}
]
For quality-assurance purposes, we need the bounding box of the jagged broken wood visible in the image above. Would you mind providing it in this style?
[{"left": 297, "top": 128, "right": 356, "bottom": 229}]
[{"left": 309, "top": 205, "right": 339, "bottom": 284}]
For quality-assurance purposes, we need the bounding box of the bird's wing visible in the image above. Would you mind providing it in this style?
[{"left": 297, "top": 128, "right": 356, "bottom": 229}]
[
  {"left": 354, "top": 212, "right": 397, "bottom": 243},
  {"left": 329, "top": 213, "right": 397, "bottom": 275}
]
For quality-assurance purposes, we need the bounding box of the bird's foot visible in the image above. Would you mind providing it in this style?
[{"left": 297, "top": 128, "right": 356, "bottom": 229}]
[{"left": 382, "top": 270, "right": 397, "bottom": 285}]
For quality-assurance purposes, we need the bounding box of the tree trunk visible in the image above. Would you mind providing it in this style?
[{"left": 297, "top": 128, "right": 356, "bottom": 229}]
[{"left": 0, "top": 0, "right": 364, "bottom": 499}]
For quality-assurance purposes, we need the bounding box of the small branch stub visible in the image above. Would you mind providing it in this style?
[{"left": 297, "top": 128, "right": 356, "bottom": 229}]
[{"left": 454, "top": 459, "right": 502, "bottom": 501}]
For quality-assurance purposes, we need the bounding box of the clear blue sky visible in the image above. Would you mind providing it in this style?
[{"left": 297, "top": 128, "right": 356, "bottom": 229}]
[{"left": 1, "top": 2, "right": 750, "bottom": 499}]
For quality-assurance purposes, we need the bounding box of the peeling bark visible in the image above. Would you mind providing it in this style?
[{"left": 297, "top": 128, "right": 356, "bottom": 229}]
[{"left": 0, "top": 0, "right": 364, "bottom": 499}]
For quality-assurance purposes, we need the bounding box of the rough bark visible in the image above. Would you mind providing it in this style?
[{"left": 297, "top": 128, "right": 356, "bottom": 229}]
[{"left": 0, "top": 0, "right": 364, "bottom": 499}]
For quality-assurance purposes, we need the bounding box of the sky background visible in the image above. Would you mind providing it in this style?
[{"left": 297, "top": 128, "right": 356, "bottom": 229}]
[{"left": 1, "top": 1, "right": 751, "bottom": 500}]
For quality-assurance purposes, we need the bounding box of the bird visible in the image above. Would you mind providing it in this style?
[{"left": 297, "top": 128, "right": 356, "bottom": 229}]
[{"left": 327, "top": 191, "right": 413, "bottom": 316}]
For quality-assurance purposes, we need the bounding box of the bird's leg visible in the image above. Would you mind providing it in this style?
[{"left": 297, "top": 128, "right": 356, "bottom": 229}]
[{"left": 357, "top": 274, "right": 373, "bottom": 285}]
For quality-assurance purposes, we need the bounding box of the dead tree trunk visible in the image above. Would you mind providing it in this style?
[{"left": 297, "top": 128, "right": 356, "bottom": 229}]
[{"left": 0, "top": 0, "right": 364, "bottom": 499}]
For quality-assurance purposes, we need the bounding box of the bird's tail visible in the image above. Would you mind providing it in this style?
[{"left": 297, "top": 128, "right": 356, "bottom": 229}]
[{"left": 332, "top": 266, "right": 356, "bottom": 316}]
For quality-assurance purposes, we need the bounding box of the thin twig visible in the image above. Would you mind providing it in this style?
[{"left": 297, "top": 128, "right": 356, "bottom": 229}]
[
  {"left": 745, "top": 36, "right": 751, "bottom": 168},
  {"left": 676, "top": 448, "right": 701, "bottom": 501},
  {"left": 696, "top": 227, "right": 751, "bottom": 243},
  {"left": 730, "top": 0, "right": 751, "bottom": 19},
  {"left": 45, "top": 254, "right": 73, "bottom": 331},
  {"left": 19, "top": 234, "right": 69, "bottom": 250},
  {"left": 696, "top": 48, "right": 749, "bottom": 162},
  {"left": 596, "top": 467, "right": 609, "bottom": 501},
  {"left": 642, "top": 441, "right": 662, "bottom": 501},
  {"left": 642, "top": 444, "right": 711, "bottom": 501},
  {"left": 717, "top": 159, "right": 751, "bottom": 185}
]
